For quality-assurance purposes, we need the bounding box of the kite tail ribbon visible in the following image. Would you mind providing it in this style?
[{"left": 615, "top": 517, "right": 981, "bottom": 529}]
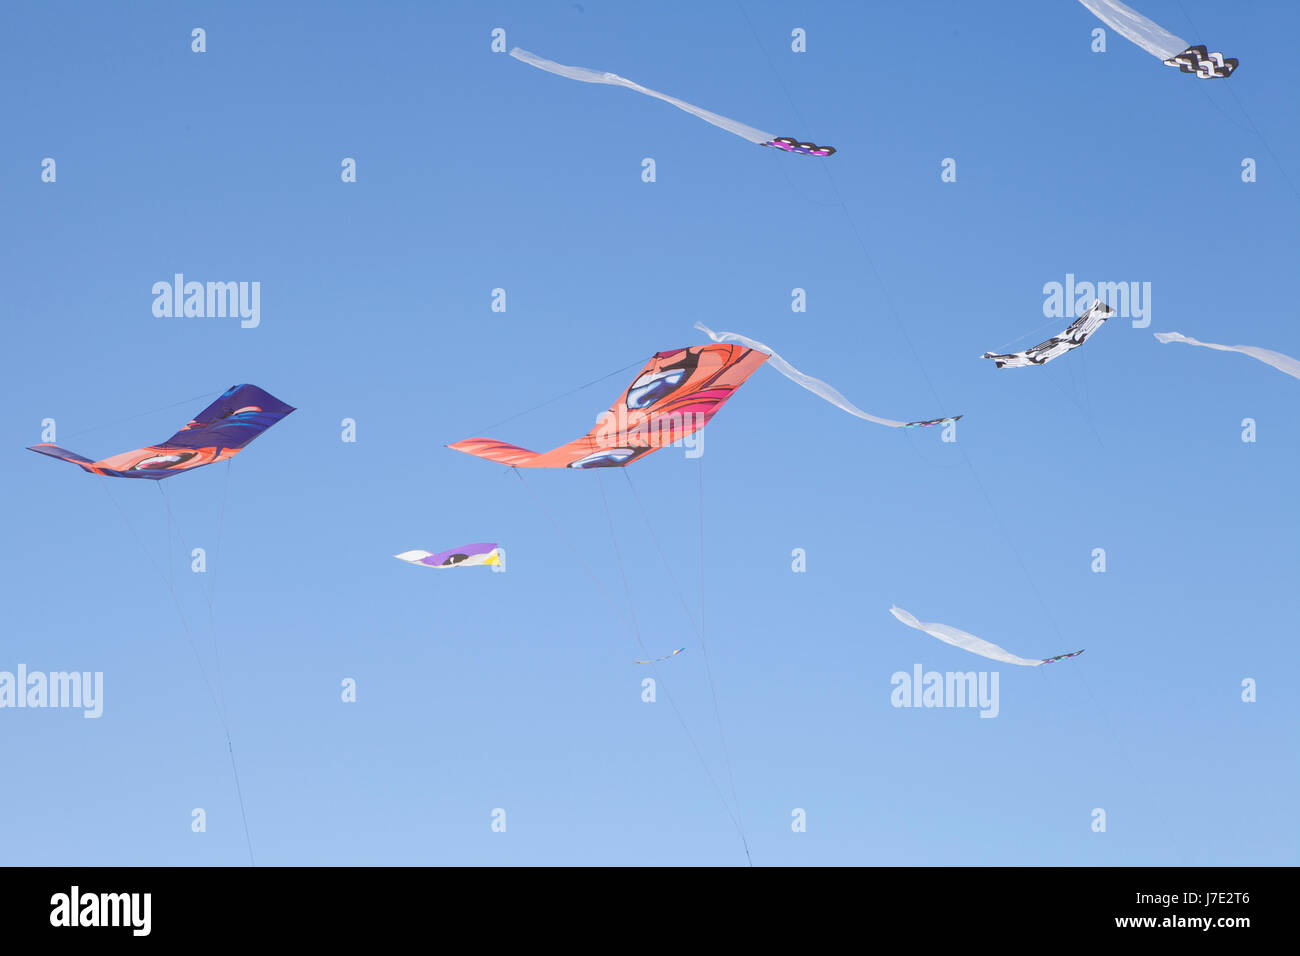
[{"left": 693, "top": 322, "right": 959, "bottom": 429}]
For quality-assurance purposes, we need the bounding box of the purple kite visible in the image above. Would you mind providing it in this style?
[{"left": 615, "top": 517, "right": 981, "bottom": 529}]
[{"left": 394, "top": 544, "right": 503, "bottom": 569}]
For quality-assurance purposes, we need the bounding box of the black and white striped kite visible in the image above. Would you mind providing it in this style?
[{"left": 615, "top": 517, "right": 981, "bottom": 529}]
[{"left": 982, "top": 301, "right": 1115, "bottom": 369}]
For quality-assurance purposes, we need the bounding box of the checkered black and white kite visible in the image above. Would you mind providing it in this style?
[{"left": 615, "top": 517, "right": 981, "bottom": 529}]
[{"left": 1079, "top": 0, "right": 1237, "bottom": 78}]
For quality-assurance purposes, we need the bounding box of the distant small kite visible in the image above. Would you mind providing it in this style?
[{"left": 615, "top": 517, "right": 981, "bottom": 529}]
[
  {"left": 889, "top": 606, "right": 1083, "bottom": 667},
  {"left": 636, "top": 648, "right": 686, "bottom": 664},
  {"left": 1078, "top": 0, "right": 1237, "bottom": 78},
  {"left": 696, "top": 323, "right": 960, "bottom": 428},
  {"left": 27, "top": 384, "right": 294, "bottom": 479},
  {"left": 510, "top": 47, "right": 835, "bottom": 155},
  {"left": 395, "top": 544, "right": 503, "bottom": 568},
  {"left": 982, "top": 300, "right": 1114, "bottom": 368},
  {"left": 1154, "top": 332, "right": 1300, "bottom": 382},
  {"left": 449, "top": 344, "right": 767, "bottom": 469}
]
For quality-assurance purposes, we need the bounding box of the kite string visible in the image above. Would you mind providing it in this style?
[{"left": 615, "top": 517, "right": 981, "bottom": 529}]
[
  {"left": 1176, "top": 0, "right": 1300, "bottom": 202},
  {"left": 988, "top": 313, "right": 1080, "bottom": 356},
  {"left": 511, "top": 468, "right": 638, "bottom": 636},
  {"left": 461, "top": 359, "right": 645, "bottom": 441},
  {"left": 157, "top": 479, "right": 254, "bottom": 865},
  {"left": 159, "top": 472, "right": 232, "bottom": 723},
  {"left": 104, "top": 483, "right": 224, "bottom": 725},
  {"left": 106, "top": 480, "right": 255, "bottom": 865},
  {"left": 696, "top": 459, "right": 751, "bottom": 864},
  {"left": 207, "top": 461, "right": 232, "bottom": 719},
  {"left": 514, "top": 467, "right": 752, "bottom": 862},
  {"left": 60, "top": 389, "right": 223, "bottom": 442},
  {"left": 621, "top": 466, "right": 751, "bottom": 864},
  {"left": 595, "top": 470, "right": 647, "bottom": 652},
  {"left": 595, "top": 470, "right": 752, "bottom": 866}
]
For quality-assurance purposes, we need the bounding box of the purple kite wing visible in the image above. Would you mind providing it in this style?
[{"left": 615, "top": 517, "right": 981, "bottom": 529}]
[
  {"left": 394, "top": 543, "right": 503, "bottom": 569},
  {"left": 26, "top": 383, "right": 295, "bottom": 479},
  {"left": 424, "top": 543, "right": 500, "bottom": 567},
  {"left": 160, "top": 384, "right": 297, "bottom": 451}
]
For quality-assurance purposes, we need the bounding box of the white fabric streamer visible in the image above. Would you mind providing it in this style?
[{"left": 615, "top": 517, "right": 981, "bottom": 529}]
[
  {"left": 1077, "top": 0, "right": 1187, "bottom": 60},
  {"left": 694, "top": 322, "right": 958, "bottom": 428},
  {"left": 1154, "top": 332, "right": 1300, "bottom": 381},
  {"left": 510, "top": 47, "right": 776, "bottom": 145},
  {"left": 889, "top": 607, "right": 1055, "bottom": 667}
]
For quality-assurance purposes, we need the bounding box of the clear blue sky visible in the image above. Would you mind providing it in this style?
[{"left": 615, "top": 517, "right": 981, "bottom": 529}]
[{"left": 3, "top": 0, "right": 1296, "bottom": 866}]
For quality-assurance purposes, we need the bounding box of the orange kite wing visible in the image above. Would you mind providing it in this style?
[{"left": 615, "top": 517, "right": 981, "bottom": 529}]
[{"left": 448, "top": 344, "right": 768, "bottom": 468}]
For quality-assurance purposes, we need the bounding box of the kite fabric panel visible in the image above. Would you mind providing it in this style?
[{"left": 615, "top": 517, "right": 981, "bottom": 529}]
[
  {"left": 695, "top": 322, "right": 961, "bottom": 428},
  {"left": 635, "top": 648, "right": 686, "bottom": 664},
  {"left": 448, "top": 344, "right": 768, "bottom": 469},
  {"left": 394, "top": 544, "right": 503, "bottom": 568},
  {"left": 1154, "top": 332, "right": 1300, "bottom": 382},
  {"left": 1078, "top": 0, "right": 1237, "bottom": 77},
  {"left": 889, "top": 607, "right": 1084, "bottom": 667},
  {"left": 510, "top": 47, "right": 835, "bottom": 156},
  {"left": 982, "top": 300, "right": 1115, "bottom": 369},
  {"left": 27, "top": 384, "right": 295, "bottom": 480}
]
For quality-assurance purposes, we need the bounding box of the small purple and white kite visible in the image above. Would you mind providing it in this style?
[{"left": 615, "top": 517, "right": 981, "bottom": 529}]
[{"left": 395, "top": 543, "right": 503, "bottom": 569}]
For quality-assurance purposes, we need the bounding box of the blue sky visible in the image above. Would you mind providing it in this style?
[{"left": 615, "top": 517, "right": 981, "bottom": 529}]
[{"left": 3, "top": 0, "right": 1296, "bottom": 865}]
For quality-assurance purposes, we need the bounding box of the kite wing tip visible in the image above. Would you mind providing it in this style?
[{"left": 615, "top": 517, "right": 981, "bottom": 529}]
[{"left": 27, "top": 443, "right": 94, "bottom": 465}]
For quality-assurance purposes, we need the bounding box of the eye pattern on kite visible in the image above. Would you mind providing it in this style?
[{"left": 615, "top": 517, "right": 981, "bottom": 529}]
[
  {"left": 762, "top": 137, "right": 836, "bottom": 157},
  {"left": 26, "top": 384, "right": 295, "bottom": 479},
  {"left": 394, "top": 544, "right": 503, "bottom": 568},
  {"left": 1162, "top": 45, "right": 1238, "bottom": 78},
  {"left": 448, "top": 344, "right": 768, "bottom": 469}
]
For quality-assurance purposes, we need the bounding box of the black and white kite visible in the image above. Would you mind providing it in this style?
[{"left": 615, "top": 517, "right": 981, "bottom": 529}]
[
  {"left": 982, "top": 301, "right": 1115, "bottom": 369},
  {"left": 1079, "top": 0, "right": 1237, "bottom": 78}
]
